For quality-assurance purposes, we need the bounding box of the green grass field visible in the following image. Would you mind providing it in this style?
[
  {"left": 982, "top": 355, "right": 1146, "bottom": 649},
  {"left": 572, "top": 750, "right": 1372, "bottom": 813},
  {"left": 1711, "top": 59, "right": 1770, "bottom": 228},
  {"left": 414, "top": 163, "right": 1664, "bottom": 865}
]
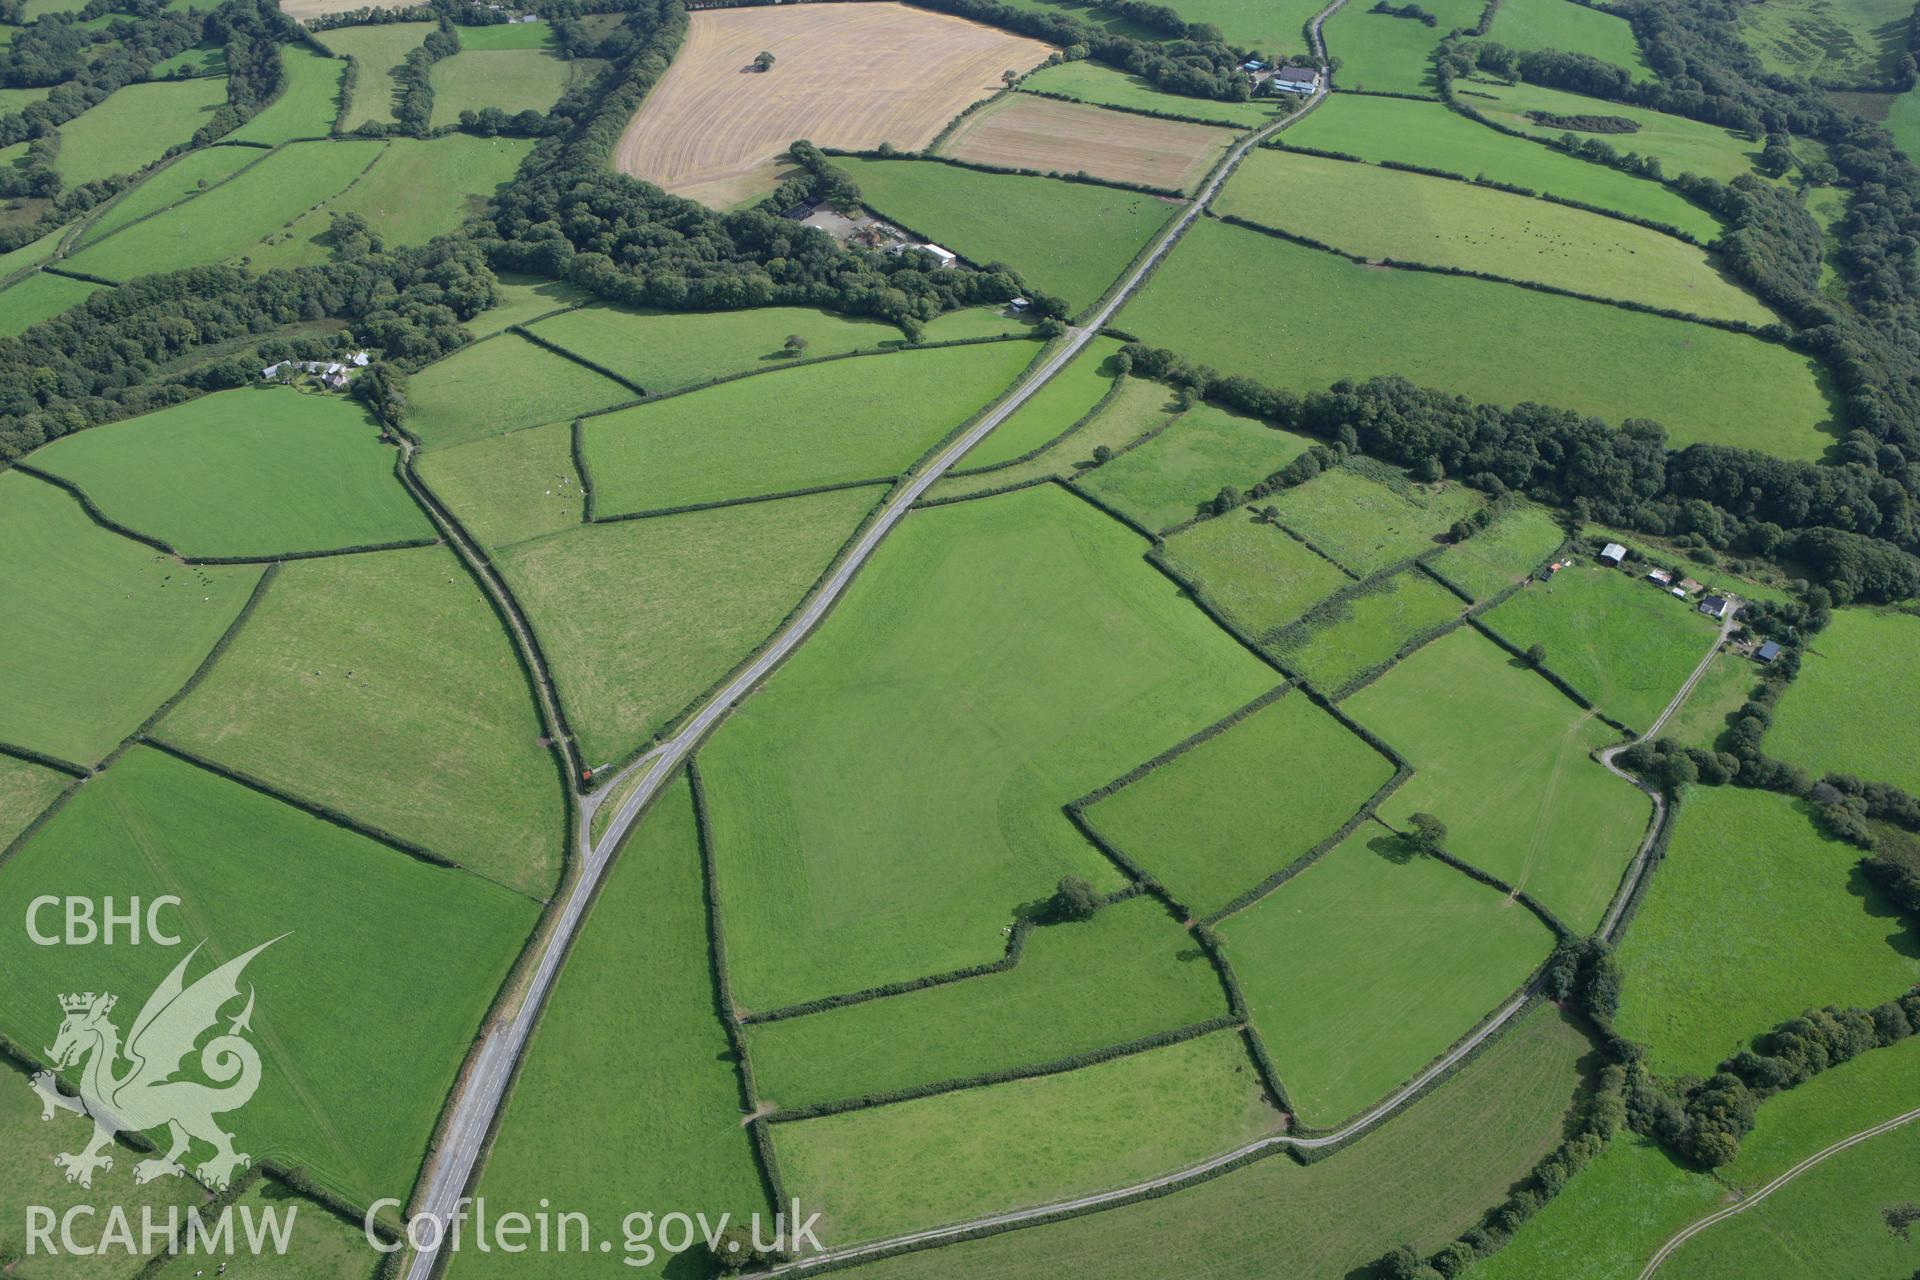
[
  {"left": 956, "top": 337, "right": 1122, "bottom": 470},
  {"left": 1348, "top": 627, "right": 1650, "bottom": 930},
  {"left": 1482, "top": 565, "right": 1720, "bottom": 731},
  {"left": 526, "top": 302, "right": 910, "bottom": 395},
  {"left": 1218, "top": 824, "right": 1554, "bottom": 1126},
  {"left": 1281, "top": 94, "right": 1723, "bottom": 240},
  {"left": 0, "top": 269, "right": 99, "bottom": 335},
  {"left": 416, "top": 421, "right": 581, "bottom": 549},
  {"left": 1265, "top": 465, "right": 1481, "bottom": 576},
  {"left": 52, "top": 78, "right": 229, "bottom": 186},
  {"left": 0, "top": 754, "right": 67, "bottom": 850},
  {"left": 1080, "top": 401, "right": 1314, "bottom": 532},
  {"left": 1324, "top": 0, "right": 1485, "bottom": 96},
  {"left": 1614, "top": 786, "right": 1920, "bottom": 1076},
  {"left": 1120, "top": 219, "right": 1839, "bottom": 458},
  {"left": 247, "top": 135, "right": 532, "bottom": 268},
  {"left": 1463, "top": 79, "right": 1762, "bottom": 182},
  {"left": 1272, "top": 568, "right": 1466, "bottom": 691},
  {"left": 1218, "top": 150, "right": 1772, "bottom": 325},
  {"left": 830, "top": 156, "right": 1178, "bottom": 312},
  {"left": 775, "top": 1031, "right": 1277, "bottom": 1245},
  {"left": 428, "top": 49, "right": 572, "bottom": 126},
  {"left": 76, "top": 144, "right": 262, "bottom": 247},
  {"left": 1018, "top": 61, "right": 1287, "bottom": 128},
  {"left": 0, "top": 472, "right": 261, "bottom": 765},
  {"left": 228, "top": 45, "right": 346, "bottom": 144},
  {"left": 455, "top": 19, "right": 557, "bottom": 49},
  {"left": 926, "top": 374, "right": 1177, "bottom": 499},
  {"left": 407, "top": 333, "right": 630, "bottom": 450},
  {"left": 1430, "top": 502, "right": 1566, "bottom": 600},
  {"left": 148, "top": 1177, "right": 380, "bottom": 1280},
  {"left": 467, "top": 273, "right": 588, "bottom": 337},
  {"left": 0, "top": 223, "right": 67, "bottom": 281},
  {"left": 582, "top": 342, "right": 1035, "bottom": 512},
  {"left": 1663, "top": 649, "right": 1762, "bottom": 752},
  {"left": 501, "top": 486, "right": 877, "bottom": 767},
  {"left": 855, "top": 1002, "right": 1591, "bottom": 1280},
  {"left": 0, "top": 746, "right": 535, "bottom": 1206},
  {"left": 1159, "top": 510, "right": 1354, "bottom": 636},
  {"left": 1768, "top": 608, "right": 1920, "bottom": 793},
  {"left": 30, "top": 388, "right": 431, "bottom": 557},
  {"left": 1738, "top": 0, "right": 1915, "bottom": 82},
  {"left": 745, "top": 896, "right": 1230, "bottom": 1109},
  {"left": 323, "top": 22, "right": 433, "bottom": 131},
  {"left": 0, "top": 1054, "right": 209, "bottom": 1276},
  {"left": 64, "top": 140, "right": 383, "bottom": 281},
  {"left": 1086, "top": 690, "right": 1396, "bottom": 915},
  {"left": 1489, "top": 0, "right": 1652, "bottom": 73},
  {"left": 161, "top": 545, "right": 563, "bottom": 897},
  {"left": 699, "top": 485, "right": 1274, "bottom": 1009},
  {"left": 458, "top": 772, "right": 771, "bottom": 1280},
  {"left": 148, "top": 40, "right": 229, "bottom": 78},
  {"left": 1474, "top": 1035, "right": 1920, "bottom": 1279}
]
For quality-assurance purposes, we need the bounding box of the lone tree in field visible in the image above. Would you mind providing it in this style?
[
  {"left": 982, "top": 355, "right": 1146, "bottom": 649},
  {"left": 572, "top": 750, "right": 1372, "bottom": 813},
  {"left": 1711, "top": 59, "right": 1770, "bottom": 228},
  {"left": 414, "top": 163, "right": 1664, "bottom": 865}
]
[
  {"left": 754, "top": 50, "right": 775, "bottom": 72},
  {"left": 784, "top": 333, "right": 807, "bottom": 355},
  {"left": 1408, "top": 812, "right": 1448, "bottom": 857},
  {"left": 1049, "top": 876, "right": 1099, "bottom": 922},
  {"left": 1002, "top": 68, "right": 1019, "bottom": 87},
  {"left": 1525, "top": 642, "right": 1547, "bottom": 668}
]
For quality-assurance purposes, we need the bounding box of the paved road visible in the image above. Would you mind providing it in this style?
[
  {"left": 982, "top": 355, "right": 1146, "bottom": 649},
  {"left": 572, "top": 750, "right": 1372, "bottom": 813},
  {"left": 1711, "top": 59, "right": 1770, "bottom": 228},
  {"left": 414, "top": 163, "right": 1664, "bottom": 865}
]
[
  {"left": 400, "top": 50, "right": 1329, "bottom": 1280},
  {"left": 1596, "top": 599, "right": 1739, "bottom": 940},
  {"left": 1637, "top": 1104, "right": 1920, "bottom": 1278}
]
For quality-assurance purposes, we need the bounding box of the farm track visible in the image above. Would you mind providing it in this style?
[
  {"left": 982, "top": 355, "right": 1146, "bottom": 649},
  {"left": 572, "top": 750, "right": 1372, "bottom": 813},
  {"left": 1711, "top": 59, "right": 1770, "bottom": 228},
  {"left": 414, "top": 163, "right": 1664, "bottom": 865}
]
[
  {"left": 401, "top": 25, "right": 1336, "bottom": 1279},
  {"left": 1637, "top": 1104, "right": 1920, "bottom": 1278}
]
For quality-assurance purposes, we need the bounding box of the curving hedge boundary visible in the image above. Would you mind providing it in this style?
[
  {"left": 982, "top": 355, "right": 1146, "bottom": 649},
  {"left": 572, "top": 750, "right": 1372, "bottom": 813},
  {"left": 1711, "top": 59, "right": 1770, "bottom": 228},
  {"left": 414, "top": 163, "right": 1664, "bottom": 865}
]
[
  {"left": 763, "top": 1015, "right": 1238, "bottom": 1124},
  {"left": 569, "top": 417, "right": 597, "bottom": 522},
  {"left": 688, "top": 759, "right": 789, "bottom": 1217},
  {"left": 912, "top": 474, "right": 1051, "bottom": 508},
  {"left": 1376, "top": 816, "right": 1575, "bottom": 938},
  {"left": 1212, "top": 213, "right": 1764, "bottom": 336},
  {"left": 947, "top": 370, "right": 1131, "bottom": 479}
]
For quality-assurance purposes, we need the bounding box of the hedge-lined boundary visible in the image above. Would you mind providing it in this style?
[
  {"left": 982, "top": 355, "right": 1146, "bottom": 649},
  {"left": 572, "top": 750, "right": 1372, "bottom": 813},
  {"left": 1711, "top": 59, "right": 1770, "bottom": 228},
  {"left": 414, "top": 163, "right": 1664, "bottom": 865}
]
[
  {"left": 394, "top": 434, "right": 589, "bottom": 796},
  {"left": 0, "top": 775, "right": 84, "bottom": 873},
  {"left": 1373, "top": 814, "right": 1576, "bottom": 938},
  {"left": 1325, "top": 566, "right": 1535, "bottom": 705},
  {"left": 1468, "top": 612, "right": 1635, "bottom": 737},
  {"left": 569, "top": 332, "right": 1034, "bottom": 430},
  {"left": 143, "top": 738, "right": 513, "bottom": 886},
  {"left": 591, "top": 475, "right": 896, "bottom": 525},
  {"left": 508, "top": 322, "right": 650, "bottom": 398},
  {"left": 1018, "top": 85, "right": 1282, "bottom": 130},
  {"left": 1265, "top": 515, "right": 1366, "bottom": 581},
  {"left": 1199, "top": 765, "right": 1414, "bottom": 925},
  {"left": 763, "top": 1015, "right": 1238, "bottom": 1123},
  {"left": 1139, "top": 541, "right": 1295, "bottom": 680},
  {"left": 569, "top": 416, "right": 597, "bottom": 522},
  {"left": 40, "top": 265, "right": 123, "bottom": 287},
  {"left": 1075, "top": 683, "right": 1295, "bottom": 812},
  {"left": 1211, "top": 212, "right": 1763, "bottom": 337},
  {"left": 688, "top": 759, "right": 789, "bottom": 1220},
  {"left": 948, "top": 370, "right": 1130, "bottom": 478},
  {"left": 912, "top": 474, "right": 1052, "bottom": 508},
  {"left": 1185, "top": 924, "right": 1295, "bottom": 1113},
  {"left": 1056, "top": 474, "right": 1162, "bottom": 543},
  {"left": 0, "top": 739, "right": 91, "bottom": 778},
  {"left": 821, "top": 144, "right": 1187, "bottom": 201},
  {"left": 15, "top": 456, "right": 441, "bottom": 566},
  {"left": 925, "top": 84, "right": 1014, "bottom": 153},
  {"left": 1600, "top": 788, "right": 1675, "bottom": 941},
  {"left": 70, "top": 141, "right": 281, "bottom": 257},
  {"left": 93, "top": 561, "right": 282, "bottom": 778},
  {"left": 738, "top": 880, "right": 1143, "bottom": 1027}
]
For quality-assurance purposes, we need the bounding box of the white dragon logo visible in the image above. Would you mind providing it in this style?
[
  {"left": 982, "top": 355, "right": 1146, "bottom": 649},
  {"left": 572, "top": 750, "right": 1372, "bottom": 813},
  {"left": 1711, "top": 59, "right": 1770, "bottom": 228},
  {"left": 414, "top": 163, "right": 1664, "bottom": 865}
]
[{"left": 32, "top": 937, "right": 280, "bottom": 1191}]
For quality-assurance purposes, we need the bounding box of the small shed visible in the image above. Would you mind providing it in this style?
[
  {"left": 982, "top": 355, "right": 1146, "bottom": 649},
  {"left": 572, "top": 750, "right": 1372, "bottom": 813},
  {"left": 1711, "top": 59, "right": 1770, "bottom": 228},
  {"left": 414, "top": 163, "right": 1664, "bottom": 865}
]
[
  {"left": 1755, "top": 640, "right": 1782, "bottom": 663},
  {"left": 1600, "top": 542, "right": 1628, "bottom": 567},
  {"left": 1699, "top": 595, "right": 1731, "bottom": 620},
  {"left": 1647, "top": 568, "right": 1673, "bottom": 586},
  {"left": 919, "top": 243, "right": 959, "bottom": 267}
]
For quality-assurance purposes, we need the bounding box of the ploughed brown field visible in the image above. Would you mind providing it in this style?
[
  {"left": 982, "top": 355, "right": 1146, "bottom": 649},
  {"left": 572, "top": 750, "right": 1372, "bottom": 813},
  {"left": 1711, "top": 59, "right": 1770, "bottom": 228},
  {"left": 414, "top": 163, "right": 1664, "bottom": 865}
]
[
  {"left": 614, "top": 2, "right": 1054, "bottom": 208},
  {"left": 939, "top": 93, "right": 1236, "bottom": 192}
]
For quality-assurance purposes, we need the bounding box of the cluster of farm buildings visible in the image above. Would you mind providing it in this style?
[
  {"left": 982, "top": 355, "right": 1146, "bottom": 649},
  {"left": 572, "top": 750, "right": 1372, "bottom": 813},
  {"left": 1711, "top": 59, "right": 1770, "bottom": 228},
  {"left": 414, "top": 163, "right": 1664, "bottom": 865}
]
[
  {"left": 1539, "top": 541, "right": 1777, "bottom": 660},
  {"left": 260, "top": 351, "right": 371, "bottom": 392},
  {"left": 1241, "top": 60, "right": 1323, "bottom": 95}
]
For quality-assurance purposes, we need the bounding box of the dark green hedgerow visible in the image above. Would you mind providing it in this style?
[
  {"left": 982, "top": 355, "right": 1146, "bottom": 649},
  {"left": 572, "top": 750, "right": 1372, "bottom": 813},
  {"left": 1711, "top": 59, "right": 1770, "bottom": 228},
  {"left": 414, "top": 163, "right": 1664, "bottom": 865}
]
[
  {"left": 510, "top": 323, "right": 649, "bottom": 397},
  {"left": 591, "top": 477, "right": 895, "bottom": 526},
  {"left": 948, "top": 372, "right": 1132, "bottom": 479}
]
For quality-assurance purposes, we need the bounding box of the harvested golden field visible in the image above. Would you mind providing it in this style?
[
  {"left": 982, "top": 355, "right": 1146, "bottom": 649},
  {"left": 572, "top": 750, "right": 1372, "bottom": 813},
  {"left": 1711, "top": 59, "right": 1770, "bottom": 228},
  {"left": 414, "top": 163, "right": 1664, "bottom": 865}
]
[
  {"left": 615, "top": 2, "right": 1054, "bottom": 207},
  {"left": 939, "top": 93, "right": 1234, "bottom": 192}
]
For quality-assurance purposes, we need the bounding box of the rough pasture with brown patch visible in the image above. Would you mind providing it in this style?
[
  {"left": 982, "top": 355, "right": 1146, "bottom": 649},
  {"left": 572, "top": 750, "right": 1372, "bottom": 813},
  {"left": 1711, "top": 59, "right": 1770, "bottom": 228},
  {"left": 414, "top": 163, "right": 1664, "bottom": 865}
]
[{"left": 615, "top": 3, "right": 1054, "bottom": 208}]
